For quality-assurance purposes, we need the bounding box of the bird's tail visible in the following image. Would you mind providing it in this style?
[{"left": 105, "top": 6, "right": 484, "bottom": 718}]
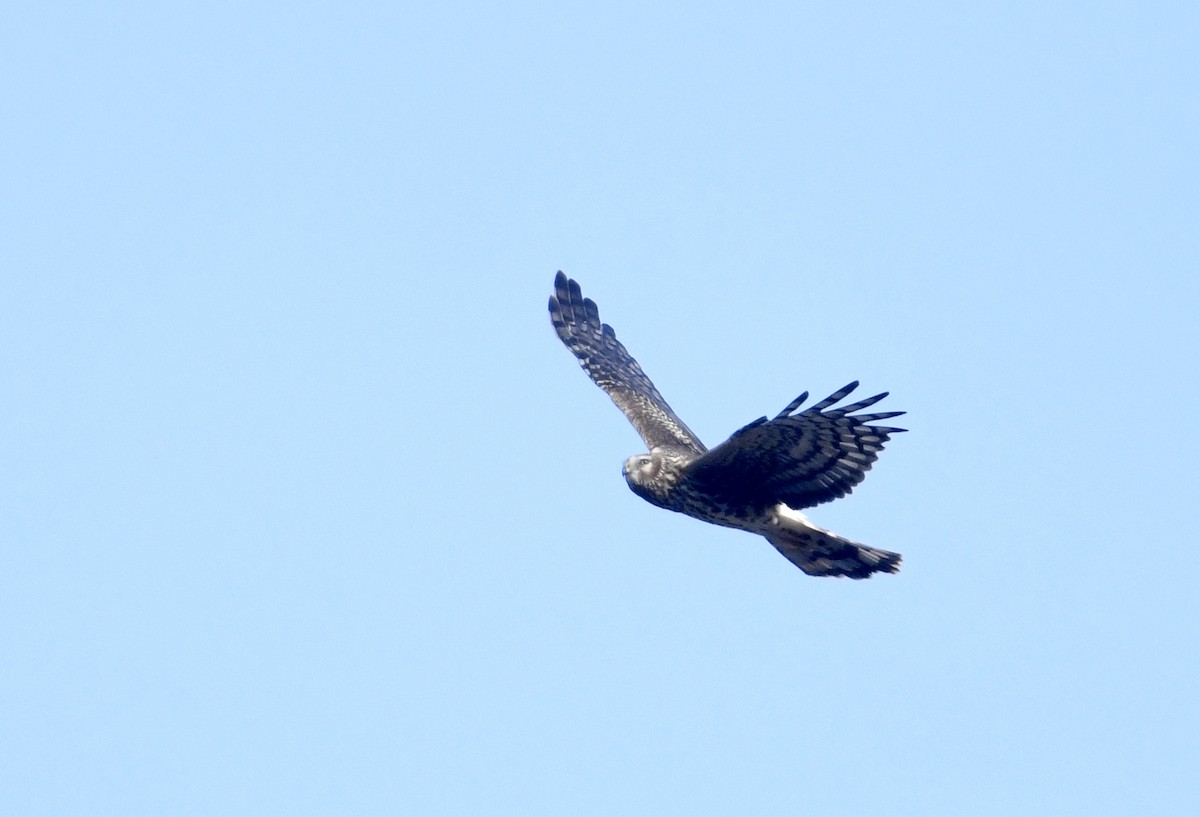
[{"left": 764, "top": 505, "right": 901, "bottom": 579}]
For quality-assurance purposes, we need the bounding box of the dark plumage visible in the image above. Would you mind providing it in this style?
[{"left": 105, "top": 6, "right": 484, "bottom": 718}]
[{"left": 549, "top": 272, "right": 906, "bottom": 579}]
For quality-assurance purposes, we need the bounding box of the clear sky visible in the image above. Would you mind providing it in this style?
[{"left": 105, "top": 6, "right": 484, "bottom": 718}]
[{"left": 3, "top": 2, "right": 1198, "bottom": 815}]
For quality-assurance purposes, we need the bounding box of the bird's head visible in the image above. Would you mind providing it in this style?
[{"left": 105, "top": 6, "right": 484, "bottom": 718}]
[{"left": 622, "top": 452, "right": 674, "bottom": 508}]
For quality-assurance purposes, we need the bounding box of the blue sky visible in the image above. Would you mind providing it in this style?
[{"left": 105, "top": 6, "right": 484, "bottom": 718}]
[{"left": 3, "top": 2, "right": 1198, "bottom": 815}]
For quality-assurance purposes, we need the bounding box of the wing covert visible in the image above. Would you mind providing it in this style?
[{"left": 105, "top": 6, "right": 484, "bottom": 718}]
[{"left": 549, "top": 272, "right": 706, "bottom": 453}]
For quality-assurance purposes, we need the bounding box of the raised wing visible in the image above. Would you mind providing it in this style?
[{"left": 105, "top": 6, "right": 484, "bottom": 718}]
[
  {"left": 549, "top": 272, "right": 705, "bottom": 453},
  {"left": 678, "top": 382, "right": 905, "bottom": 511}
]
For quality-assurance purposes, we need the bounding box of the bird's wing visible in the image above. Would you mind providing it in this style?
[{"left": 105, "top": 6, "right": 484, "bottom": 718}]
[
  {"left": 677, "top": 382, "right": 904, "bottom": 511},
  {"left": 549, "top": 272, "right": 706, "bottom": 453}
]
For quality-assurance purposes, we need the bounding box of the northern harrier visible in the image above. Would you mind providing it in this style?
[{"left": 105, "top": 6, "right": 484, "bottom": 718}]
[{"left": 549, "top": 272, "right": 906, "bottom": 579}]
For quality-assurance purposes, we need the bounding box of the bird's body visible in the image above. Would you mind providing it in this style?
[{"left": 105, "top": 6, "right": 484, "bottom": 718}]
[{"left": 549, "top": 272, "right": 906, "bottom": 579}]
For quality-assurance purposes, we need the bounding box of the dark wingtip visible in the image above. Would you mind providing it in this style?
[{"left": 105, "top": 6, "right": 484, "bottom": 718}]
[
  {"left": 549, "top": 273, "right": 573, "bottom": 333},
  {"left": 807, "top": 381, "right": 861, "bottom": 413},
  {"left": 566, "top": 276, "right": 584, "bottom": 305},
  {"left": 774, "top": 390, "right": 809, "bottom": 419},
  {"left": 856, "top": 410, "right": 906, "bottom": 422}
]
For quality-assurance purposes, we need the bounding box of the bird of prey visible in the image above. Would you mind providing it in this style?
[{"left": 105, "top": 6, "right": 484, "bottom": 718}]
[{"left": 549, "top": 272, "right": 906, "bottom": 579}]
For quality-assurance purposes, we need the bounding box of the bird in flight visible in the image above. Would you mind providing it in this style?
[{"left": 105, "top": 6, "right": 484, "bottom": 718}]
[{"left": 549, "top": 272, "right": 906, "bottom": 579}]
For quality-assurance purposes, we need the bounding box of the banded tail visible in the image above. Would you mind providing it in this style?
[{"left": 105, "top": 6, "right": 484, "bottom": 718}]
[{"left": 765, "top": 505, "right": 901, "bottom": 579}]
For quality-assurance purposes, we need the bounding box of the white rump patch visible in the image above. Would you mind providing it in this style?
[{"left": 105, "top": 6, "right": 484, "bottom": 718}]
[{"left": 772, "top": 503, "right": 837, "bottom": 537}]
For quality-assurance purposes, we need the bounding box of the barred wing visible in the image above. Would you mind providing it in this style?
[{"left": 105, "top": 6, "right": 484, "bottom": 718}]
[
  {"left": 549, "top": 272, "right": 705, "bottom": 453},
  {"left": 678, "top": 382, "right": 905, "bottom": 511}
]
